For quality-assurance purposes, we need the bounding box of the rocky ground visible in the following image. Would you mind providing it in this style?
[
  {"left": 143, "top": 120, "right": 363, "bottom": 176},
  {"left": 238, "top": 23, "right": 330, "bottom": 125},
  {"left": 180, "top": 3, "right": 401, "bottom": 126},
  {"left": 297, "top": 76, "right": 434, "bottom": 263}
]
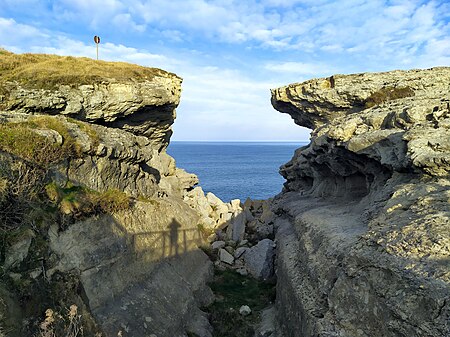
[{"left": 205, "top": 198, "right": 279, "bottom": 337}]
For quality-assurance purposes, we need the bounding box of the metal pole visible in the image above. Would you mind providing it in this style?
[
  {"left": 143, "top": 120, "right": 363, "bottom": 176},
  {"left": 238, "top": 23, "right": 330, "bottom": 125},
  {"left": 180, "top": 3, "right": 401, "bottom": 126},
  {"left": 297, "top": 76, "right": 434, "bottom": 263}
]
[{"left": 96, "top": 43, "right": 98, "bottom": 60}]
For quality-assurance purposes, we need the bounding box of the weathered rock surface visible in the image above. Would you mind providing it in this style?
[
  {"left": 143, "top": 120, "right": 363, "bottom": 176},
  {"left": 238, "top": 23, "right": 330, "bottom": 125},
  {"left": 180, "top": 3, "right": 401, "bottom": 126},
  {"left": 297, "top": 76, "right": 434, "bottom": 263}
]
[
  {"left": 1, "top": 73, "right": 181, "bottom": 147},
  {"left": 271, "top": 68, "right": 450, "bottom": 337},
  {"left": 0, "top": 53, "right": 220, "bottom": 337},
  {"left": 244, "top": 239, "right": 275, "bottom": 281}
]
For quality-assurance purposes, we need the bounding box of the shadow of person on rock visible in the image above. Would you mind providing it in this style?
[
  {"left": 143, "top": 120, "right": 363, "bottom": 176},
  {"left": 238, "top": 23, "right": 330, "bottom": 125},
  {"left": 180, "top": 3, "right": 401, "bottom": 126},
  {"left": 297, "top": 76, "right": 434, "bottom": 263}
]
[{"left": 169, "top": 218, "right": 182, "bottom": 256}]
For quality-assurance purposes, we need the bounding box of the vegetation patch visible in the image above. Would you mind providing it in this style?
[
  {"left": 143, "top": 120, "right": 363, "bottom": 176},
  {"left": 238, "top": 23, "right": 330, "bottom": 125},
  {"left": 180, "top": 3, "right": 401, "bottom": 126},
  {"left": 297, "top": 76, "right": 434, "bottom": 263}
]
[
  {"left": 0, "top": 50, "right": 175, "bottom": 90},
  {"left": 46, "top": 182, "right": 131, "bottom": 221},
  {"left": 364, "top": 86, "right": 415, "bottom": 108},
  {"left": 0, "top": 116, "right": 84, "bottom": 167},
  {"left": 204, "top": 269, "right": 275, "bottom": 337}
]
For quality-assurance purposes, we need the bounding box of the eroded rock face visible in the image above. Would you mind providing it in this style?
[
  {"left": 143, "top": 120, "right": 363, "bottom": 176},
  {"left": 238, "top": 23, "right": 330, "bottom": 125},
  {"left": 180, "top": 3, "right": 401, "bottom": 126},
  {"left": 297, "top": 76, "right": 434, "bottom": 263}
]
[
  {"left": 1, "top": 75, "right": 181, "bottom": 147},
  {"left": 0, "top": 55, "right": 218, "bottom": 337},
  {"left": 271, "top": 68, "right": 450, "bottom": 337}
]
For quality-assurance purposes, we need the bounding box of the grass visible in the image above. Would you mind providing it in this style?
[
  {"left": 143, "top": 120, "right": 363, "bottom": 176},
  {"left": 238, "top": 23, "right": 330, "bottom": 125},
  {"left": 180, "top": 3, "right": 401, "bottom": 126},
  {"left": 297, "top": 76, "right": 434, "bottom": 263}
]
[
  {"left": 0, "top": 116, "right": 84, "bottom": 166},
  {"left": 365, "top": 86, "right": 415, "bottom": 108},
  {"left": 46, "top": 182, "right": 131, "bottom": 218},
  {"left": 0, "top": 50, "right": 176, "bottom": 90},
  {"left": 0, "top": 124, "right": 66, "bottom": 167},
  {"left": 205, "top": 269, "right": 276, "bottom": 337}
]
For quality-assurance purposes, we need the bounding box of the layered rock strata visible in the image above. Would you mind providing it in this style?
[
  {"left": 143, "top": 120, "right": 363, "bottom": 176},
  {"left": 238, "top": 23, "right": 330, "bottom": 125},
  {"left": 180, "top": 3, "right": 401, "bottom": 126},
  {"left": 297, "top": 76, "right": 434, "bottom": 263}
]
[
  {"left": 0, "top": 53, "right": 229, "bottom": 337},
  {"left": 271, "top": 68, "right": 450, "bottom": 337}
]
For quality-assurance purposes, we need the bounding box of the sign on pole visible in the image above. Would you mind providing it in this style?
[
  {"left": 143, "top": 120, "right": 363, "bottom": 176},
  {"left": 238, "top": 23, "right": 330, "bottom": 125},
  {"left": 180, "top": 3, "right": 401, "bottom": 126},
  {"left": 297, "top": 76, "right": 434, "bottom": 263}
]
[{"left": 94, "top": 35, "right": 100, "bottom": 60}]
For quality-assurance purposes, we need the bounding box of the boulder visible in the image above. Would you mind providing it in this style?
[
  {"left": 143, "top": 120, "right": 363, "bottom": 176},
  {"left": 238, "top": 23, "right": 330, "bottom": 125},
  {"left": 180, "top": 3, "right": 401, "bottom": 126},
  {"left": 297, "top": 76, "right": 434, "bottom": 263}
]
[
  {"left": 231, "top": 212, "right": 247, "bottom": 242},
  {"left": 244, "top": 239, "right": 275, "bottom": 280},
  {"left": 254, "top": 306, "right": 277, "bottom": 337}
]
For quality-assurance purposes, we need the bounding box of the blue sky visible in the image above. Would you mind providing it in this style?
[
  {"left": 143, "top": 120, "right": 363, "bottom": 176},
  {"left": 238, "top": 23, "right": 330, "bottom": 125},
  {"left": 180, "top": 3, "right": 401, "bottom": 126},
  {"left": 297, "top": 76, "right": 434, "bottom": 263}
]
[{"left": 1, "top": 0, "right": 449, "bottom": 141}]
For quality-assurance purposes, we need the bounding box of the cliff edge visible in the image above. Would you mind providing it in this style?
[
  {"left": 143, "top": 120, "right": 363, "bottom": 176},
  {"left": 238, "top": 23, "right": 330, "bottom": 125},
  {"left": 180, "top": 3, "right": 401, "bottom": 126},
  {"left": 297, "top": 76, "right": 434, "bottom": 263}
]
[
  {"left": 0, "top": 51, "right": 232, "bottom": 337},
  {"left": 271, "top": 68, "right": 450, "bottom": 337}
]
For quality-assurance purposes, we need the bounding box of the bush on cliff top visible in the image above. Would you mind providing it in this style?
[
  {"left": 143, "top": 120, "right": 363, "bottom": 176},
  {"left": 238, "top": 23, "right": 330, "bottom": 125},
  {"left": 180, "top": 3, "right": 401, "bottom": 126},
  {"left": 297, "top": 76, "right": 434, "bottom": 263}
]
[{"left": 0, "top": 50, "right": 174, "bottom": 90}]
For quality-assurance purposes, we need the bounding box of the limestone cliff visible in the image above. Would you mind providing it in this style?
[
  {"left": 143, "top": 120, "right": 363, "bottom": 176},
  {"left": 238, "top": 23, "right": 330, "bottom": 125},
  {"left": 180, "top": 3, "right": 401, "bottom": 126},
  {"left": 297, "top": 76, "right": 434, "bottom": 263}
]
[
  {"left": 0, "top": 51, "right": 229, "bottom": 337},
  {"left": 271, "top": 68, "right": 450, "bottom": 337}
]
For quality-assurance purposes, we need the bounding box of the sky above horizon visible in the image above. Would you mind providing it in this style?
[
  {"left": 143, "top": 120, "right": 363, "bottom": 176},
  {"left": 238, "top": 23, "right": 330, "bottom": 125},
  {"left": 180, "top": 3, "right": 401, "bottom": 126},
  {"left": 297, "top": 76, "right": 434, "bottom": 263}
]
[{"left": 1, "top": 0, "right": 449, "bottom": 141}]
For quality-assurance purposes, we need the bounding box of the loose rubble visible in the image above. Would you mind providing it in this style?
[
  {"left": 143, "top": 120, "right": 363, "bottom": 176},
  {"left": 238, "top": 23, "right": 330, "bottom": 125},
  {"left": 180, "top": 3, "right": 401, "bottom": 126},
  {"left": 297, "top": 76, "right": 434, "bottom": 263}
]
[{"left": 207, "top": 198, "right": 276, "bottom": 281}]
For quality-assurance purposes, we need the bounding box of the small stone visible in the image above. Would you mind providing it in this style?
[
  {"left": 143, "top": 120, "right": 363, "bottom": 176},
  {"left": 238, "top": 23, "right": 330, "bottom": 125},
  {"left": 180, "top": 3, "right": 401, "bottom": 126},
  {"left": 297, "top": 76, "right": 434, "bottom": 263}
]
[
  {"left": 234, "top": 247, "right": 248, "bottom": 259},
  {"left": 239, "top": 305, "right": 251, "bottom": 316},
  {"left": 236, "top": 268, "right": 248, "bottom": 276},
  {"left": 145, "top": 317, "right": 152, "bottom": 322},
  {"left": 225, "top": 246, "right": 235, "bottom": 255},
  {"left": 219, "top": 248, "right": 234, "bottom": 265},
  {"left": 211, "top": 241, "right": 226, "bottom": 250},
  {"left": 238, "top": 239, "right": 249, "bottom": 247},
  {"left": 207, "top": 233, "right": 217, "bottom": 243},
  {"left": 226, "top": 240, "right": 237, "bottom": 248},
  {"left": 29, "top": 268, "right": 42, "bottom": 279}
]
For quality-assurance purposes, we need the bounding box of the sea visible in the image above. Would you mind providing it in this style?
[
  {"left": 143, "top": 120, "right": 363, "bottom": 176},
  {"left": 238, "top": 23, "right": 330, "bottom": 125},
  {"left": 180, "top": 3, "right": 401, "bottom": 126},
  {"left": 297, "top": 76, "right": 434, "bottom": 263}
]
[{"left": 167, "top": 141, "right": 306, "bottom": 202}]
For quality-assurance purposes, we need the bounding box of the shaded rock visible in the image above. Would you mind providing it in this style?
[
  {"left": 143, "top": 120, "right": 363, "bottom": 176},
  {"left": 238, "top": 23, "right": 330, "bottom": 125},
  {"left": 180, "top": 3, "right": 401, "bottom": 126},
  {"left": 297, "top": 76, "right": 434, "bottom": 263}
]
[
  {"left": 234, "top": 247, "right": 249, "bottom": 259},
  {"left": 4, "top": 230, "right": 34, "bottom": 269},
  {"left": 231, "top": 212, "right": 247, "bottom": 242},
  {"left": 244, "top": 239, "right": 275, "bottom": 280},
  {"left": 219, "top": 249, "right": 234, "bottom": 265},
  {"left": 224, "top": 246, "right": 235, "bottom": 255},
  {"left": 211, "top": 241, "right": 226, "bottom": 250},
  {"left": 236, "top": 268, "right": 248, "bottom": 276},
  {"left": 238, "top": 239, "right": 249, "bottom": 247},
  {"left": 0, "top": 286, "right": 22, "bottom": 337},
  {"left": 255, "top": 306, "right": 277, "bottom": 337}
]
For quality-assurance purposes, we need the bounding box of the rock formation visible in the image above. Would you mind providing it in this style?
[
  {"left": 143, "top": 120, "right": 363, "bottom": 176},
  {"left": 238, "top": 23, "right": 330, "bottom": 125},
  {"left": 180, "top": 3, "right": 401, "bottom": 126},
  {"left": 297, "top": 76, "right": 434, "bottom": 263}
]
[
  {"left": 271, "top": 68, "right": 450, "bottom": 337},
  {"left": 0, "top": 51, "right": 229, "bottom": 337}
]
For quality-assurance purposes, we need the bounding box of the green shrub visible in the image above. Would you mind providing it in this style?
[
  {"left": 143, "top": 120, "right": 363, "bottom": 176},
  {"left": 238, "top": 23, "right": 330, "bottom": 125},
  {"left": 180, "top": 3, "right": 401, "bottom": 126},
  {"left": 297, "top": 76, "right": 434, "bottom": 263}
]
[{"left": 365, "top": 86, "right": 415, "bottom": 108}]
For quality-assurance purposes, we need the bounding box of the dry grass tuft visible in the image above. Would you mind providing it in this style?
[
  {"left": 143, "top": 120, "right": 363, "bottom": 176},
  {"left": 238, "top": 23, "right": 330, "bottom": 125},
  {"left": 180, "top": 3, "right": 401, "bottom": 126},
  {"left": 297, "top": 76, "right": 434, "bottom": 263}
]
[
  {"left": 0, "top": 116, "right": 83, "bottom": 166},
  {"left": 0, "top": 51, "right": 176, "bottom": 90},
  {"left": 46, "top": 182, "right": 131, "bottom": 218},
  {"left": 365, "top": 86, "right": 415, "bottom": 108}
]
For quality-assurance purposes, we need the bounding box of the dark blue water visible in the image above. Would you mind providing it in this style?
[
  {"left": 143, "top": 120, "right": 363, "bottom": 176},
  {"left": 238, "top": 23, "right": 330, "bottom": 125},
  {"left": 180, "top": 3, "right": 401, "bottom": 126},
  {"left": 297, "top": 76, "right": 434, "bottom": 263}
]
[{"left": 167, "top": 142, "right": 305, "bottom": 202}]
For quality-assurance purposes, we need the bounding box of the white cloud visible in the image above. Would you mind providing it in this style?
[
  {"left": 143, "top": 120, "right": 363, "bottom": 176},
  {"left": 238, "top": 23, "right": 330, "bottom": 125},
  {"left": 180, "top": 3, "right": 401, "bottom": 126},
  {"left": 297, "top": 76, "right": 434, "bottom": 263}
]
[
  {"left": 0, "top": 18, "right": 50, "bottom": 49},
  {"left": 264, "top": 62, "right": 336, "bottom": 77}
]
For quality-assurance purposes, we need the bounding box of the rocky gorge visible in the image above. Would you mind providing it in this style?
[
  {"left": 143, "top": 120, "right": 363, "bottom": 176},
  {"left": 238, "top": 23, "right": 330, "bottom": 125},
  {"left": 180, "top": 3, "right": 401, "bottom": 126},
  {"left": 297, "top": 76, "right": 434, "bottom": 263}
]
[{"left": 0, "top": 50, "right": 449, "bottom": 337}]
